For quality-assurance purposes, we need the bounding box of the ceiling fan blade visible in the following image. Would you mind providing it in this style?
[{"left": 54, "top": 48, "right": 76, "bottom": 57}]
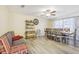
[
  {"left": 21, "top": 5, "right": 25, "bottom": 8},
  {"left": 51, "top": 11, "right": 56, "bottom": 13},
  {"left": 46, "top": 9, "right": 51, "bottom": 12}
]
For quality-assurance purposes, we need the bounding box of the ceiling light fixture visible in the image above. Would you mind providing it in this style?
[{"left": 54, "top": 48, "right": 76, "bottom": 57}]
[{"left": 46, "top": 14, "right": 50, "bottom": 16}]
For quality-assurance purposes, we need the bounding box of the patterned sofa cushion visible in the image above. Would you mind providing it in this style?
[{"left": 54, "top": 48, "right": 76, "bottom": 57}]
[{"left": 13, "top": 38, "right": 26, "bottom": 46}]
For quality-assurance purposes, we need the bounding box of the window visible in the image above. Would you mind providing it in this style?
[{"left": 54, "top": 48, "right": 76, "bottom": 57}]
[
  {"left": 63, "top": 18, "right": 75, "bottom": 32},
  {"left": 53, "top": 20, "right": 63, "bottom": 28},
  {"left": 53, "top": 18, "right": 75, "bottom": 32}
]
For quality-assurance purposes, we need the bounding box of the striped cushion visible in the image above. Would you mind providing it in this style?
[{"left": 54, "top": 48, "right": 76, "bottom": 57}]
[{"left": 6, "top": 31, "right": 14, "bottom": 46}]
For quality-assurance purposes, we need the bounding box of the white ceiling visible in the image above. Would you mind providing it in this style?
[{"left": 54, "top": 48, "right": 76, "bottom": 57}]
[{"left": 7, "top": 5, "right": 79, "bottom": 19}]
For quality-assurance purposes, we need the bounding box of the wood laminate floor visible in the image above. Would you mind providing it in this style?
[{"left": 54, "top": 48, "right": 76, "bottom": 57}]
[{"left": 25, "top": 37, "right": 79, "bottom": 54}]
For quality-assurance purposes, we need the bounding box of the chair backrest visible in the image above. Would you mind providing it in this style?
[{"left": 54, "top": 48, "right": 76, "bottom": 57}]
[
  {"left": 63, "top": 28, "right": 70, "bottom": 32},
  {"left": 0, "top": 35, "right": 10, "bottom": 54}
]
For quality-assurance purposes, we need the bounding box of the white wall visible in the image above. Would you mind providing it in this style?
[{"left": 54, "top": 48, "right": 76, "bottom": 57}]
[
  {"left": 0, "top": 6, "right": 50, "bottom": 37},
  {"left": 8, "top": 13, "right": 26, "bottom": 36},
  {"left": 46, "top": 19, "right": 53, "bottom": 28},
  {"left": 8, "top": 12, "right": 47, "bottom": 37},
  {"left": 0, "top": 6, "right": 8, "bottom": 36},
  {"left": 35, "top": 17, "right": 47, "bottom": 36}
]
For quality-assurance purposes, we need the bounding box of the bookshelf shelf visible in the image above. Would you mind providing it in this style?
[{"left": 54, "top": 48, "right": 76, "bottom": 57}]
[{"left": 25, "top": 20, "right": 36, "bottom": 39}]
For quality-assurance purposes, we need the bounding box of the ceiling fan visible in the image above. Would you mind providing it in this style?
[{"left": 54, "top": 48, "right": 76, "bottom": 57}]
[
  {"left": 42, "top": 9, "right": 56, "bottom": 16},
  {"left": 50, "top": 11, "right": 56, "bottom": 16}
]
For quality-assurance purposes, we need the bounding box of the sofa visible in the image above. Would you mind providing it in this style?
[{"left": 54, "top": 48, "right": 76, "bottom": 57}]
[
  {"left": 0, "top": 31, "right": 28, "bottom": 54},
  {"left": 4, "top": 31, "right": 26, "bottom": 46}
]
